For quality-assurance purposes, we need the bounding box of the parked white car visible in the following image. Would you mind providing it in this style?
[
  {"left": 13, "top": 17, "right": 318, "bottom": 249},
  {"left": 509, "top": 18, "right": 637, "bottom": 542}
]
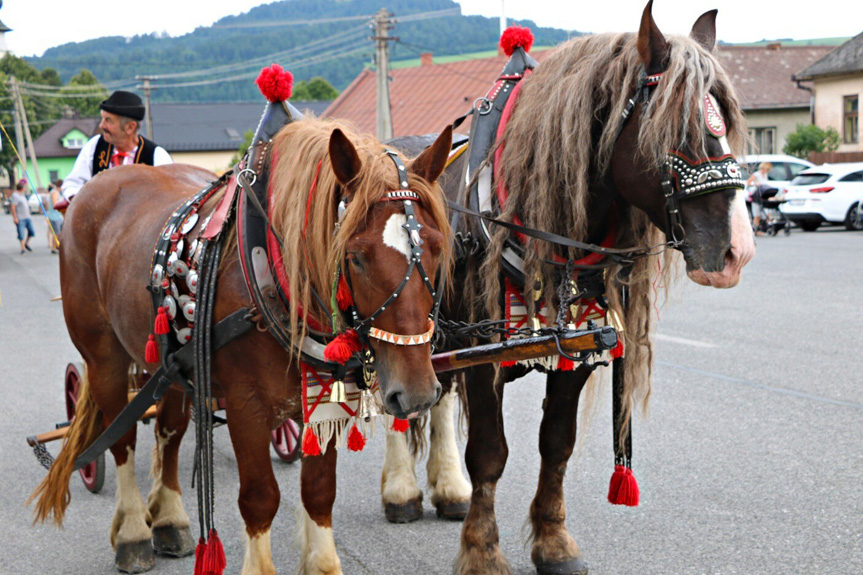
[
  {"left": 741, "top": 154, "right": 815, "bottom": 192},
  {"left": 780, "top": 162, "right": 863, "bottom": 231}
]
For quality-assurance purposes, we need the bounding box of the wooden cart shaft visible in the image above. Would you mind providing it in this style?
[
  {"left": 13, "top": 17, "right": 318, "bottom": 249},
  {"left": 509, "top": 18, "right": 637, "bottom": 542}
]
[{"left": 431, "top": 326, "right": 617, "bottom": 373}]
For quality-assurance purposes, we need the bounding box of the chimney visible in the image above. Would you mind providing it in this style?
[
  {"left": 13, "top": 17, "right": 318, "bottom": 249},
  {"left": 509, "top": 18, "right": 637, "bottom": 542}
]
[
  {"left": 420, "top": 52, "right": 433, "bottom": 66},
  {"left": 766, "top": 42, "right": 781, "bottom": 51}
]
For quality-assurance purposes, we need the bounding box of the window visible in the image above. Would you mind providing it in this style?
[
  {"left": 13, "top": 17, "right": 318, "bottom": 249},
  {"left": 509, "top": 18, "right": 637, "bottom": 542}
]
[
  {"left": 767, "top": 163, "right": 787, "bottom": 181},
  {"left": 747, "top": 127, "right": 776, "bottom": 154},
  {"left": 788, "top": 163, "right": 810, "bottom": 178},
  {"left": 49, "top": 170, "right": 59, "bottom": 182},
  {"left": 844, "top": 96, "right": 859, "bottom": 144},
  {"left": 64, "top": 138, "right": 85, "bottom": 149},
  {"left": 790, "top": 173, "right": 831, "bottom": 185},
  {"left": 839, "top": 171, "right": 863, "bottom": 183}
]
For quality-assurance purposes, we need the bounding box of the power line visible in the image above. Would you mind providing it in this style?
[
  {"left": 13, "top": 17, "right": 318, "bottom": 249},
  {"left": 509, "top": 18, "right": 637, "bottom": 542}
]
[{"left": 213, "top": 13, "right": 374, "bottom": 28}]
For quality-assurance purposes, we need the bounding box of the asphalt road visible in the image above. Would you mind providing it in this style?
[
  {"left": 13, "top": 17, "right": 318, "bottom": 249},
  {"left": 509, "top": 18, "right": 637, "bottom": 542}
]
[{"left": 1, "top": 213, "right": 861, "bottom": 575}]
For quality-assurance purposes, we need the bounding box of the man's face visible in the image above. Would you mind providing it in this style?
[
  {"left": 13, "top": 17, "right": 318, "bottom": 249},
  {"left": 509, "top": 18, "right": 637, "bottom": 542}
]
[{"left": 99, "top": 111, "right": 134, "bottom": 145}]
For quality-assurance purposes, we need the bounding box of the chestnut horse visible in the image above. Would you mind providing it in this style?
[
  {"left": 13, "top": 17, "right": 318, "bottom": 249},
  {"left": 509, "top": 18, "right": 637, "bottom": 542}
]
[
  {"left": 384, "top": 4, "right": 755, "bottom": 574},
  {"left": 30, "top": 118, "right": 453, "bottom": 574}
]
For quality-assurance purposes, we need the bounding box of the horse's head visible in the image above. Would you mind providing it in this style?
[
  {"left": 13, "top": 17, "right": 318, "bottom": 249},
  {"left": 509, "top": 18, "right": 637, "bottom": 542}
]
[
  {"left": 329, "top": 127, "right": 453, "bottom": 419},
  {"left": 611, "top": 1, "right": 755, "bottom": 288}
]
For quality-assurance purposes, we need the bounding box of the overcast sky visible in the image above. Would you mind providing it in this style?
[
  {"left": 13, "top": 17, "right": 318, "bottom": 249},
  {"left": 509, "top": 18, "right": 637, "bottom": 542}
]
[{"left": 4, "top": 0, "right": 860, "bottom": 58}]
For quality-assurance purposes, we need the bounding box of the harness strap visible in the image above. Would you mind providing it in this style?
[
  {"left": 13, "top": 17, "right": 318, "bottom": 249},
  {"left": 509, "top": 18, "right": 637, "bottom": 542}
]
[{"left": 72, "top": 308, "right": 254, "bottom": 471}]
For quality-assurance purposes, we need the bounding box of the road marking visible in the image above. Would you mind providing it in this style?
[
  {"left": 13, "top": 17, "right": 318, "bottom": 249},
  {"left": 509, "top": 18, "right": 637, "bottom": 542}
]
[
  {"left": 655, "top": 333, "right": 717, "bottom": 348},
  {"left": 657, "top": 361, "right": 863, "bottom": 410}
]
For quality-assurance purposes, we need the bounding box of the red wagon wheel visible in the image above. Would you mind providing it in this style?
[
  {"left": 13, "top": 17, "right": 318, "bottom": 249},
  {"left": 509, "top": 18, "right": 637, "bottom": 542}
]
[
  {"left": 65, "top": 362, "right": 106, "bottom": 493},
  {"left": 270, "top": 418, "right": 301, "bottom": 463}
]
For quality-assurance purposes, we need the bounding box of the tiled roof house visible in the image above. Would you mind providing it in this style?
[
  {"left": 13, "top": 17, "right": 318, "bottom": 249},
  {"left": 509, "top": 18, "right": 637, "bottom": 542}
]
[
  {"left": 326, "top": 44, "right": 833, "bottom": 155},
  {"left": 793, "top": 32, "right": 863, "bottom": 153}
]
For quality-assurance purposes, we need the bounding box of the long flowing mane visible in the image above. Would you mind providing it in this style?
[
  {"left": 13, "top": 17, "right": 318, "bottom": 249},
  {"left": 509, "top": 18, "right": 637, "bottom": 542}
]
[
  {"left": 268, "top": 119, "right": 451, "bottom": 355},
  {"left": 482, "top": 33, "right": 747, "bottom": 416}
]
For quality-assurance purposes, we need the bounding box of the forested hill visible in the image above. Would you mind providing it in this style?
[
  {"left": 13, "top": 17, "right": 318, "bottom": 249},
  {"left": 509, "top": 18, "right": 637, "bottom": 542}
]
[{"left": 27, "top": 0, "right": 575, "bottom": 102}]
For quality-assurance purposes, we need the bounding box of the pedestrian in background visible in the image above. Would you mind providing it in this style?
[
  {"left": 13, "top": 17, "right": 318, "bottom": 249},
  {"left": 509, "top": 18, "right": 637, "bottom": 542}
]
[
  {"left": 9, "top": 180, "right": 35, "bottom": 254},
  {"left": 46, "top": 179, "right": 64, "bottom": 254}
]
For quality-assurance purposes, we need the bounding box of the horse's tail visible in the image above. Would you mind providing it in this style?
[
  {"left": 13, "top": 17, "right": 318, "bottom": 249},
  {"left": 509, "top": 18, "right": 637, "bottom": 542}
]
[{"left": 27, "top": 364, "right": 102, "bottom": 526}]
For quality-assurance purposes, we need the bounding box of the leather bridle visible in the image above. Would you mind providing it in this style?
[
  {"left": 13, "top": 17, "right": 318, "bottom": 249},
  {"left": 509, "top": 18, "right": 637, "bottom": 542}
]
[
  {"left": 615, "top": 70, "right": 745, "bottom": 249},
  {"left": 339, "top": 149, "right": 443, "bottom": 347}
]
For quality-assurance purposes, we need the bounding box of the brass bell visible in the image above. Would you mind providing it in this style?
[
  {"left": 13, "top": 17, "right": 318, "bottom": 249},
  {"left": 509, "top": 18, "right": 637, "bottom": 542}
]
[
  {"left": 358, "top": 389, "right": 383, "bottom": 422},
  {"left": 329, "top": 379, "right": 347, "bottom": 403}
]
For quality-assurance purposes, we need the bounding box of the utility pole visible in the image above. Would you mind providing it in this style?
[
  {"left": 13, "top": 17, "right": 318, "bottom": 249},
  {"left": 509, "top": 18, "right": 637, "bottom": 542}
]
[
  {"left": 10, "top": 76, "right": 43, "bottom": 189},
  {"left": 500, "top": 0, "right": 506, "bottom": 36},
  {"left": 10, "top": 80, "right": 27, "bottom": 183},
  {"left": 372, "top": 9, "right": 396, "bottom": 141},
  {"left": 138, "top": 76, "right": 154, "bottom": 139}
]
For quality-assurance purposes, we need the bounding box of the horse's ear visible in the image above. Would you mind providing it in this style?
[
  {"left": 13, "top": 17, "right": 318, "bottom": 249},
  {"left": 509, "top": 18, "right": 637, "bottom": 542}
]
[
  {"left": 409, "top": 126, "right": 452, "bottom": 184},
  {"left": 690, "top": 9, "right": 718, "bottom": 51},
  {"left": 329, "top": 128, "right": 362, "bottom": 189},
  {"left": 637, "top": 0, "right": 670, "bottom": 75}
]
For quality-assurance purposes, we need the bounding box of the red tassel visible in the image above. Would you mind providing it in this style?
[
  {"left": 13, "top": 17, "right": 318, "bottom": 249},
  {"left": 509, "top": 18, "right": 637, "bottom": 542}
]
[
  {"left": 145, "top": 334, "right": 159, "bottom": 363},
  {"left": 556, "top": 355, "right": 575, "bottom": 371},
  {"left": 302, "top": 426, "right": 322, "bottom": 456},
  {"left": 203, "top": 528, "right": 226, "bottom": 575},
  {"left": 255, "top": 64, "right": 294, "bottom": 102},
  {"left": 346, "top": 422, "right": 366, "bottom": 452},
  {"left": 193, "top": 537, "right": 207, "bottom": 575},
  {"left": 611, "top": 339, "right": 625, "bottom": 359},
  {"left": 154, "top": 306, "right": 170, "bottom": 335},
  {"left": 336, "top": 274, "right": 353, "bottom": 311},
  {"left": 391, "top": 418, "right": 410, "bottom": 433},
  {"left": 500, "top": 360, "right": 517, "bottom": 367},
  {"left": 323, "top": 329, "right": 362, "bottom": 364},
  {"left": 608, "top": 465, "right": 640, "bottom": 506},
  {"left": 500, "top": 25, "right": 534, "bottom": 56}
]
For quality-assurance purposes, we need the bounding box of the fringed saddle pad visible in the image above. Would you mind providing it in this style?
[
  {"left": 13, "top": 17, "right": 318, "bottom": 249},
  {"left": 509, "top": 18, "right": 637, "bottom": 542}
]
[
  {"left": 502, "top": 277, "right": 611, "bottom": 371},
  {"left": 300, "top": 362, "right": 407, "bottom": 455}
]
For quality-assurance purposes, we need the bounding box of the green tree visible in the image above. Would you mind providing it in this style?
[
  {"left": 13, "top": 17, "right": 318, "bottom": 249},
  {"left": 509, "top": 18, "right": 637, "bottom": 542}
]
[
  {"left": 783, "top": 123, "right": 841, "bottom": 158},
  {"left": 230, "top": 129, "right": 254, "bottom": 168},
  {"left": 291, "top": 77, "right": 339, "bottom": 101},
  {"left": 62, "top": 69, "right": 108, "bottom": 117}
]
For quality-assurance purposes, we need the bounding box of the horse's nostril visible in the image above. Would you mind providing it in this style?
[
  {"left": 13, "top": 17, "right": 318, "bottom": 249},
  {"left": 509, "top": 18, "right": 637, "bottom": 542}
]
[
  {"left": 385, "top": 390, "right": 405, "bottom": 414},
  {"left": 433, "top": 382, "right": 442, "bottom": 404}
]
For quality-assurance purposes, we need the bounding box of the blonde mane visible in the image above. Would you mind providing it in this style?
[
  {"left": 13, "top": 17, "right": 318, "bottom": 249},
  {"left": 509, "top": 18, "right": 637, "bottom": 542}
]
[
  {"left": 268, "top": 119, "right": 451, "bottom": 359},
  {"left": 482, "top": 33, "right": 747, "bottom": 421}
]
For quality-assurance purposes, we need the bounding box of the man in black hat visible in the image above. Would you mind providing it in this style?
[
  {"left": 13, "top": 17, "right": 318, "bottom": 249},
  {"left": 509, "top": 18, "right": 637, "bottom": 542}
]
[{"left": 61, "top": 90, "right": 172, "bottom": 200}]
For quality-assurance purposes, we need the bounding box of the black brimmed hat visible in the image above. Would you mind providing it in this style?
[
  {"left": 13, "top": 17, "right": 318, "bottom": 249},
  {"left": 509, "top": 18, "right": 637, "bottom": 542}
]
[{"left": 100, "top": 91, "right": 145, "bottom": 121}]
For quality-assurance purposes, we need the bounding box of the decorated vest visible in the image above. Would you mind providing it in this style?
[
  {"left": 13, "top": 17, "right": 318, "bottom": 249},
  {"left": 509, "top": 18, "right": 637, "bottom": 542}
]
[{"left": 92, "top": 135, "right": 158, "bottom": 176}]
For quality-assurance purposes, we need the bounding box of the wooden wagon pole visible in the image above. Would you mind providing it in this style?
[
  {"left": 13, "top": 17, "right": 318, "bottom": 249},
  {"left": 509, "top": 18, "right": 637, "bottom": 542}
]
[{"left": 431, "top": 325, "right": 617, "bottom": 373}]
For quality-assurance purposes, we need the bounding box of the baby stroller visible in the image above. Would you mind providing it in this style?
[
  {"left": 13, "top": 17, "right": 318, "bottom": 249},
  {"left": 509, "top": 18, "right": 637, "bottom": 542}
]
[{"left": 748, "top": 184, "right": 791, "bottom": 236}]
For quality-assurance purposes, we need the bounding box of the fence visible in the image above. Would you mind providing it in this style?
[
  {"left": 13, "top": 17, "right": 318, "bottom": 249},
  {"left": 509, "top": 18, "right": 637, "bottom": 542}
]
[{"left": 808, "top": 151, "right": 863, "bottom": 164}]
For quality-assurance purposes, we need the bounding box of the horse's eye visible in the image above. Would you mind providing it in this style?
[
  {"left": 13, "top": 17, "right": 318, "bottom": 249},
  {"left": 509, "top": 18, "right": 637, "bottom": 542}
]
[{"left": 347, "top": 253, "right": 364, "bottom": 271}]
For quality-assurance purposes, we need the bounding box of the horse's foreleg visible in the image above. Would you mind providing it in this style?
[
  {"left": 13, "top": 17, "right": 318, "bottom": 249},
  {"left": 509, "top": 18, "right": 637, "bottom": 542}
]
[
  {"left": 455, "top": 365, "right": 510, "bottom": 575},
  {"left": 300, "top": 443, "right": 342, "bottom": 575},
  {"left": 225, "top": 393, "right": 280, "bottom": 575},
  {"left": 529, "top": 366, "right": 591, "bottom": 575},
  {"left": 427, "top": 385, "right": 471, "bottom": 520},
  {"left": 381, "top": 431, "right": 423, "bottom": 523},
  {"left": 147, "top": 385, "right": 194, "bottom": 558}
]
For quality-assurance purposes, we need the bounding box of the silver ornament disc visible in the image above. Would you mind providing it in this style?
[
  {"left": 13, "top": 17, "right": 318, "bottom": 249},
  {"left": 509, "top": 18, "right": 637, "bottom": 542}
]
[
  {"left": 151, "top": 264, "right": 165, "bottom": 288},
  {"left": 181, "top": 213, "right": 199, "bottom": 235},
  {"left": 187, "top": 270, "right": 199, "bottom": 295},
  {"left": 173, "top": 260, "right": 190, "bottom": 278},
  {"left": 170, "top": 281, "right": 180, "bottom": 300},
  {"left": 163, "top": 295, "right": 177, "bottom": 320},
  {"left": 176, "top": 327, "right": 192, "bottom": 344},
  {"left": 175, "top": 238, "right": 185, "bottom": 257},
  {"left": 166, "top": 252, "right": 179, "bottom": 277},
  {"left": 182, "top": 300, "right": 196, "bottom": 321}
]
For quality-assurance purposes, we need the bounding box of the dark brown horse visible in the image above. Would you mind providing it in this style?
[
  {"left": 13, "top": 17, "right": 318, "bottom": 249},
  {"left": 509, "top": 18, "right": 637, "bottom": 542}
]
[
  {"left": 29, "top": 118, "right": 453, "bottom": 574},
  {"left": 385, "top": 3, "right": 755, "bottom": 574}
]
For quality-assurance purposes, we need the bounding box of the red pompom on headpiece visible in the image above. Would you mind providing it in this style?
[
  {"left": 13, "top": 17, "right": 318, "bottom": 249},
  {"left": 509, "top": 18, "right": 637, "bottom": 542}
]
[
  {"left": 323, "top": 329, "right": 362, "bottom": 365},
  {"left": 500, "top": 25, "right": 534, "bottom": 56},
  {"left": 255, "top": 64, "right": 294, "bottom": 103}
]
